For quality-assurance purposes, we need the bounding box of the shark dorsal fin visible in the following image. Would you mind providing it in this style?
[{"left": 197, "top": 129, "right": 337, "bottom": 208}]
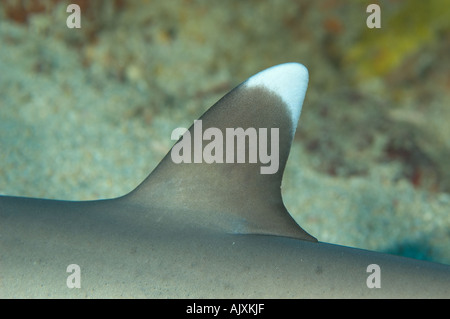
[{"left": 126, "top": 63, "right": 316, "bottom": 242}]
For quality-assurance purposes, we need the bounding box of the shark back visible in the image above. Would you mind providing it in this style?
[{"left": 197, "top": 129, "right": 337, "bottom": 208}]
[{"left": 1, "top": 63, "right": 449, "bottom": 298}]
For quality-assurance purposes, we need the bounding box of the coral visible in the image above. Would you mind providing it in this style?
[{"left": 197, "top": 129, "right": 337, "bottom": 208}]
[
  {"left": 1, "top": 0, "right": 59, "bottom": 23},
  {"left": 344, "top": 0, "right": 450, "bottom": 81}
]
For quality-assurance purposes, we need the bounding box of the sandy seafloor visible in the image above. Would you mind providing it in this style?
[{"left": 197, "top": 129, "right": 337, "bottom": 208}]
[{"left": 0, "top": 0, "right": 449, "bottom": 278}]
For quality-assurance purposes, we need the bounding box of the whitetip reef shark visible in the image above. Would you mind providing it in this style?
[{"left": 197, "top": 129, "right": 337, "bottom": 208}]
[{"left": 0, "top": 63, "right": 449, "bottom": 298}]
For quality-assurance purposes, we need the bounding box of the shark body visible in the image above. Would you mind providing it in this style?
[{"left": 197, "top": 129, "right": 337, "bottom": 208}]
[{"left": 1, "top": 63, "right": 449, "bottom": 298}]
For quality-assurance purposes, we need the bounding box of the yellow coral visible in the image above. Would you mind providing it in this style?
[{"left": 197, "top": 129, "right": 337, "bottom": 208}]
[{"left": 345, "top": 0, "right": 450, "bottom": 81}]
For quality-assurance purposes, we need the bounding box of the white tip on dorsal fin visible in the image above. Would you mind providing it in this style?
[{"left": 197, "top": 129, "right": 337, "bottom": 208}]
[
  {"left": 244, "top": 63, "right": 308, "bottom": 133},
  {"left": 126, "top": 63, "right": 316, "bottom": 242}
]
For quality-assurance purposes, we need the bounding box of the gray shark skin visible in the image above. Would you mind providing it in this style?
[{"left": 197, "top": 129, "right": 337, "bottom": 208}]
[{"left": 0, "top": 63, "right": 449, "bottom": 298}]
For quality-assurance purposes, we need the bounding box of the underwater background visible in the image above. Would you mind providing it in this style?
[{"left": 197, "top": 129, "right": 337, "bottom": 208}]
[{"left": 0, "top": 0, "right": 449, "bottom": 264}]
